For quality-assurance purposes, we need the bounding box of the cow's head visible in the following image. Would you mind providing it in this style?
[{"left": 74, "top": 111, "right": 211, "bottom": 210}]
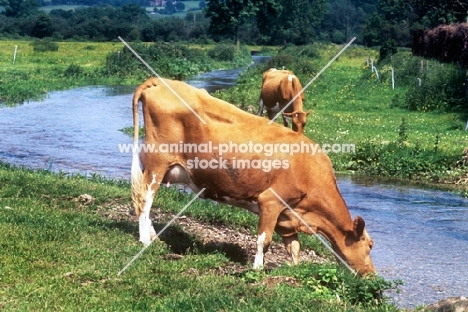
[
  {"left": 338, "top": 216, "right": 375, "bottom": 276},
  {"left": 283, "top": 109, "right": 312, "bottom": 134}
]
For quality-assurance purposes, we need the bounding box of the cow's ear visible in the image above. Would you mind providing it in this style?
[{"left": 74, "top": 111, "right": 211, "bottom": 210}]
[
  {"left": 353, "top": 216, "right": 365, "bottom": 239},
  {"left": 305, "top": 109, "right": 312, "bottom": 116}
]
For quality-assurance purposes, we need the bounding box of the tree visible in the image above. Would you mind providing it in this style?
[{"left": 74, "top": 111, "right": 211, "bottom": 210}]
[
  {"left": 325, "top": 0, "right": 366, "bottom": 43},
  {"left": 257, "top": 0, "right": 328, "bottom": 44},
  {"left": 1, "top": 0, "right": 40, "bottom": 17},
  {"left": 204, "top": 0, "right": 258, "bottom": 47}
]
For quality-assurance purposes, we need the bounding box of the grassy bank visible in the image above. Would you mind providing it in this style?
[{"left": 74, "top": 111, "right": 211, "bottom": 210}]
[
  {"left": 0, "top": 162, "right": 401, "bottom": 311},
  {"left": 0, "top": 40, "right": 251, "bottom": 105}
]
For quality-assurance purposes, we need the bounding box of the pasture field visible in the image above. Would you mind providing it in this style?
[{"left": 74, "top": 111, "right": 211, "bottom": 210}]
[{"left": 0, "top": 162, "right": 401, "bottom": 311}]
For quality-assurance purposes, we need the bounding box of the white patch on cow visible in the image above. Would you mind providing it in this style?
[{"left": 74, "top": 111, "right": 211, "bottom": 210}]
[
  {"left": 288, "top": 74, "right": 294, "bottom": 82},
  {"left": 253, "top": 232, "right": 266, "bottom": 269},
  {"left": 139, "top": 174, "right": 157, "bottom": 245},
  {"left": 269, "top": 102, "right": 281, "bottom": 113}
]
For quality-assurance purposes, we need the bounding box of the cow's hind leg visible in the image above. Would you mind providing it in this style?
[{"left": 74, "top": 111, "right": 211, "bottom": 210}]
[
  {"left": 282, "top": 234, "right": 300, "bottom": 265},
  {"left": 253, "top": 191, "right": 286, "bottom": 269},
  {"left": 132, "top": 165, "right": 165, "bottom": 245},
  {"left": 138, "top": 173, "right": 161, "bottom": 245}
]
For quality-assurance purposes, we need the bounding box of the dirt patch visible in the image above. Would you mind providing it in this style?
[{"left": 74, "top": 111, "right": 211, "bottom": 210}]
[{"left": 96, "top": 199, "right": 328, "bottom": 270}]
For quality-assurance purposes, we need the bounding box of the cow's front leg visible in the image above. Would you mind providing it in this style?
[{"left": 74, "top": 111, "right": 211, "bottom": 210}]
[
  {"left": 282, "top": 234, "right": 300, "bottom": 265},
  {"left": 253, "top": 192, "right": 284, "bottom": 269},
  {"left": 257, "top": 99, "right": 264, "bottom": 116},
  {"left": 282, "top": 113, "right": 289, "bottom": 127}
]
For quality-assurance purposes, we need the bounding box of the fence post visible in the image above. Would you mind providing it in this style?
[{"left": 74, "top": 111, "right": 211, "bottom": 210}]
[
  {"left": 392, "top": 67, "right": 395, "bottom": 90},
  {"left": 372, "top": 65, "right": 379, "bottom": 81},
  {"left": 13, "top": 45, "right": 18, "bottom": 65}
]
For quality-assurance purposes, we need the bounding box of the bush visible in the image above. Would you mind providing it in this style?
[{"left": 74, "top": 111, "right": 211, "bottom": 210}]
[
  {"left": 63, "top": 63, "right": 83, "bottom": 78},
  {"left": 404, "top": 64, "right": 467, "bottom": 112},
  {"left": 102, "top": 42, "right": 211, "bottom": 80},
  {"left": 31, "top": 39, "right": 59, "bottom": 52},
  {"left": 379, "top": 39, "right": 397, "bottom": 61},
  {"left": 208, "top": 44, "right": 236, "bottom": 61}
]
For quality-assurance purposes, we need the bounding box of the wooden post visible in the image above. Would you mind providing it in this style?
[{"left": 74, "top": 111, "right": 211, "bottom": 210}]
[
  {"left": 13, "top": 45, "right": 18, "bottom": 65},
  {"left": 391, "top": 67, "right": 394, "bottom": 90},
  {"left": 372, "top": 65, "right": 379, "bottom": 81}
]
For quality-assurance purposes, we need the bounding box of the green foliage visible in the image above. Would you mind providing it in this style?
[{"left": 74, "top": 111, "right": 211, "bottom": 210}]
[
  {"left": 262, "top": 44, "right": 318, "bottom": 75},
  {"left": 349, "top": 137, "right": 459, "bottom": 181},
  {"left": 102, "top": 42, "right": 209, "bottom": 80},
  {"left": 207, "top": 44, "right": 235, "bottom": 61},
  {"left": 270, "top": 264, "right": 402, "bottom": 307},
  {"left": 204, "top": 0, "right": 259, "bottom": 45},
  {"left": 256, "top": 0, "right": 328, "bottom": 44},
  {"left": 63, "top": 63, "right": 84, "bottom": 78},
  {"left": 31, "top": 39, "right": 59, "bottom": 52},
  {"left": 398, "top": 117, "right": 408, "bottom": 145},
  {"left": 379, "top": 39, "right": 397, "bottom": 60},
  {"left": 403, "top": 66, "right": 467, "bottom": 112},
  {"left": 368, "top": 51, "right": 468, "bottom": 113}
]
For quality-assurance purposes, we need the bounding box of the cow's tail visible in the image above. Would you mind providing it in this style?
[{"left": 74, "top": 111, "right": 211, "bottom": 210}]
[
  {"left": 131, "top": 79, "right": 160, "bottom": 245},
  {"left": 131, "top": 83, "right": 145, "bottom": 218},
  {"left": 292, "top": 76, "right": 305, "bottom": 101}
]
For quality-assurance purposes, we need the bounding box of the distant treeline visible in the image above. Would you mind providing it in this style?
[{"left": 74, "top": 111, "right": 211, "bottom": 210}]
[
  {"left": 0, "top": 5, "right": 210, "bottom": 42},
  {"left": 1, "top": 0, "right": 467, "bottom": 50},
  {"left": 1, "top": 0, "right": 379, "bottom": 45}
]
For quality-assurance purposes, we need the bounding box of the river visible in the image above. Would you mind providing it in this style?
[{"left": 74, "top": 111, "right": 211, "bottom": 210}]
[{"left": 1, "top": 58, "right": 467, "bottom": 308}]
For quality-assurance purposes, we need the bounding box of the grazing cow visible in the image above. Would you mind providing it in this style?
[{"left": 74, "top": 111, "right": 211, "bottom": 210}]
[
  {"left": 258, "top": 68, "right": 309, "bottom": 133},
  {"left": 283, "top": 110, "right": 312, "bottom": 134},
  {"left": 131, "top": 77, "right": 375, "bottom": 275}
]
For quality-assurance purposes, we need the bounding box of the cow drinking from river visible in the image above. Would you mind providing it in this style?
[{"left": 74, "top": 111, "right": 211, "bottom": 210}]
[{"left": 131, "top": 77, "right": 375, "bottom": 275}]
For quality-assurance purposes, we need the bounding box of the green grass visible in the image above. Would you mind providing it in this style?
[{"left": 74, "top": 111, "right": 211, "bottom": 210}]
[{"left": 0, "top": 161, "right": 401, "bottom": 311}]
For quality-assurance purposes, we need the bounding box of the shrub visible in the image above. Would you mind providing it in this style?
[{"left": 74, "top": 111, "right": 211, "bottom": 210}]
[
  {"left": 207, "top": 44, "right": 236, "bottom": 61},
  {"left": 31, "top": 39, "right": 59, "bottom": 52},
  {"left": 379, "top": 39, "right": 397, "bottom": 61},
  {"left": 404, "top": 65, "right": 467, "bottom": 112},
  {"left": 63, "top": 63, "right": 83, "bottom": 78}
]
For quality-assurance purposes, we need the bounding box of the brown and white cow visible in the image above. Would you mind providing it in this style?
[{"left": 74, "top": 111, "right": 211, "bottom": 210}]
[
  {"left": 131, "top": 77, "right": 375, "bottom": 275},
  {"left": 257, "top": 68, "right": 310, "bottom": 133}
]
